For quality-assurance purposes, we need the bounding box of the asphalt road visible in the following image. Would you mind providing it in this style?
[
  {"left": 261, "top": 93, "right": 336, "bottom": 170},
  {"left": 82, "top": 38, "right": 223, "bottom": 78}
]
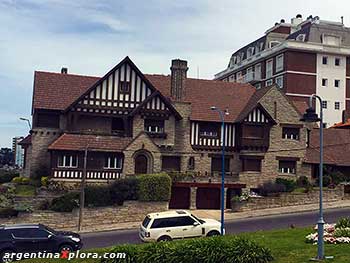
[{"left": 81, "top": 207, "right": 350, "bottom": 249}]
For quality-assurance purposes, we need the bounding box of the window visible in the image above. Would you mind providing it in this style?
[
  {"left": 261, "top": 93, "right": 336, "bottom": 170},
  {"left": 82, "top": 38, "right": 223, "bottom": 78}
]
[
  {"left": 247, "top": 47, "right": 254, "bottom": 58},
  {"left": 28, "top": 229, "right": 50, "bottom": 238},
  {"left": 323, "top": 35, "right": 341, "bottom": 46},
  {"left": 104, "top": 155, "right": 122, "bottom": 169},
  {"left": 246, "top": 67, "right": 253, "bottom": 81},
  {"left": 255, "top": 83, "right": 261, "bottom": 90},
  {"left": 322, "top": 101, "right": 327, "bottom": 109},
  {"left": 242, "top": 158, "right": 261, "bottom": 172},
  {"left": 119, "top": 81, "right": 130, "bottom": 93},
  {"left": 279, "top": 160, "right": 296, "bottom": 174},
  {"left": 144, "top": 119, "right": 165, "bottom": 134},
  {"left": 111, "top": 118, "right": 124, "bottom": 133},
  {"left": 335, "top": 79, "right": 340, "bottom": 88},
  {"left": 335, "top": 102, "right": 340, "bottom": 110},
  {"left": 282, "top": 127, "right": 300, "bottom": 140},
  {"left": 58, "top": 154, "right": 78, "bottom": 168},
  {"left": 188, "top": 157, "right": 195, "bottom": 170},
  {"left": 242, "top": 125, "right": 264, "bottom": 138},
  {"left": 296, "top": 34, "right": 306, "bottom": 42},
  {"left": 276, "top": 54, "right": 284, "bottom": 72},
  {"left": 229, "top": 74, "right": 235, "bottom": 82},
  {"left": 322, "top": 78, "right": 328, "bottom": 87},
  {"left": 265, "top": 79, "right": 273, "bottom": 86},
  {"left": 254, "top": 63, "right": 261, "bottom": 80},
  {"left": 151, "top": 217, "right": 194, "bottom": 229},
  {"left": 269, "top": 41, "right": 280, "bottom": 48},
  {"left": 275, "top": 76, "right": 283, "bottom": 88},
  {"left": 322, "top": 56, "right": 328, "bottom": 65},
  {"left": 162, "top": 156, "right": 181, "bottom": 172},
  {"left": 211, "top": 157, "right": 230, "bottom": 172},
  {"left": 335, "top": 58, "right": 341, "bottom": 66},
  {"left": 266, "top": 59, "right": 273, "bottom": 78},
  {"left": 236, "top": 72, "right": 243, "bottom": 83},
  {"left": 199, "top": 123, "right": 220, "bottom": 138}
]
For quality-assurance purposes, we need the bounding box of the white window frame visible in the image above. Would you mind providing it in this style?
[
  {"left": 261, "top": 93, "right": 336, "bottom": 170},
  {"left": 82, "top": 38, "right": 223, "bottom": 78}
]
[
  {"left": 322, "top": 56, "right": 328, "bottom": 65},
  {"left": 278, "top": 161, "right": 296, "bottom": 174},
  {"left": 246, "top": 67, "right": 253, "bottom": 81},
  {"left": 335, "top": 102, "right": 340, "bottom": 110},
  {"left": 265, "top": 79, "right": 273, "bottom": 86},
  {"left": 275, "top": 75, "right": 284, "bottom": 89},
  {"left": 269, "top": 41, "right": 280, "bottom": 48},
  {"left": 104, "top": 156, "right": 122, "bottom": 169},
  {"left": 254, "top": 63, "right": 261, "bottom": 80},
  {"left": 276, "top": 54, "right": 284, "bottom": 72},
  {"left": 322, "top": 78, "right": 328, "bottom": 87},
  {"left": 266, "top": 59, "right": 273, "bottom": 78},
  {"left": 57, "top": 155, "right": 78, "bottom": 168},
  {"left": 236, "top": 71, "right": 243, "bottom": 83},
  {"left": 322, "top": 101, "right": 328, "bottom": 109}
]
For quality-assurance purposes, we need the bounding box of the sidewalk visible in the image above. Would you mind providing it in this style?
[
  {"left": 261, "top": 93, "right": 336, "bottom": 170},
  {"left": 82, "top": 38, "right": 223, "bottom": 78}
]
[{"left": 80, "top": 200, "right": 350, "bottom": 233}]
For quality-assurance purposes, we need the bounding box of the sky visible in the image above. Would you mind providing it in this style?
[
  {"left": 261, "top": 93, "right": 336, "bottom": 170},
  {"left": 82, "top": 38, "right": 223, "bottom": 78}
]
[{"left": 0, "top": 0, "right": 350, "bottom": 148}]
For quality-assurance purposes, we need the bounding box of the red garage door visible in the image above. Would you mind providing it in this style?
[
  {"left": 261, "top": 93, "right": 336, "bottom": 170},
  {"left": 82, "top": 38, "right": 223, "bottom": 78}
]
[
  {"left": 196, "top": 187, "right": 220, "bottom": 209},
  {"left": 169, "top": 187, "right": 190, "bottom": 209}
]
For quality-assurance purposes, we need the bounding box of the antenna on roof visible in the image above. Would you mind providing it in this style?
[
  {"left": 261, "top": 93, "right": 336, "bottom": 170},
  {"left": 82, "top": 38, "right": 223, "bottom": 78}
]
[
  {"left": 197, "top": 66, "right": 200, "bottom": 79},
  {"left": 341, "top": 16, "right": 344, "bottom": 25}
]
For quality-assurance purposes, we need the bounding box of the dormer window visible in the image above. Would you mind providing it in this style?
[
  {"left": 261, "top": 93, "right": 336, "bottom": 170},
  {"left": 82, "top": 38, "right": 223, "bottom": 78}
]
[
  {"left": 199, "top": 122, "right": 220, "bottom": 138},
  {"left": 296, "top": 34, "right": 306, "bottom": 42},
  {"left": 119, "top": 81, "right": 130, "bottom": 93},
  {"left": 144, "top": 119, "right": 165, "bottom": 134},
  {"left": 269, "top": 41, "right": 280, "bottom": 48}
]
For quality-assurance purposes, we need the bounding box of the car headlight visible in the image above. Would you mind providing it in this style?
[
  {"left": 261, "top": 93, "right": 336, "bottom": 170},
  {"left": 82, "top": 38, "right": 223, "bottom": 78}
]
[{"left": 71, "top": 237, "right": 80, "bottom": 243}]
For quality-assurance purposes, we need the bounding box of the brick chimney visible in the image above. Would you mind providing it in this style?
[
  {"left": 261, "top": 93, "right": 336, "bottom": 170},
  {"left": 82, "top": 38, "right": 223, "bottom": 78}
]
[
  {"left": 61, "top": 67, "right": 68, "bottom": 74},
  {"left": 170, "top": 59, "right": 188, "bottom": 101}
]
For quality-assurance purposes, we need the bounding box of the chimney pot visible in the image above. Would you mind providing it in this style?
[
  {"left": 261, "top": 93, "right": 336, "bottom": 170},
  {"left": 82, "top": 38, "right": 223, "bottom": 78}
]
[
  {"left": 296, "top": 14, "right": 302, "bottom": 18},
  {"left": 170, "top": 59, "right": 188, "bottom": 101},
  {"left": 61, "top": 67, "right": 68, "bottom": 74},
  {"left": 280, "top": 19, "right": 285, "bottom": 23}
]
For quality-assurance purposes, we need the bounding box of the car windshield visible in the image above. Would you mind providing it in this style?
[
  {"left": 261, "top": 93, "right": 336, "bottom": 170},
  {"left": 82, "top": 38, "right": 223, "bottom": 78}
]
[
  {"left": 44, "top": 225, "right": 58, "bottom": 235},
  {"left": 191, "top": 214, "right": 205, "bottom": 224},
  {"left": 142, "top": 216, "right": 151, "bottom": 228}
]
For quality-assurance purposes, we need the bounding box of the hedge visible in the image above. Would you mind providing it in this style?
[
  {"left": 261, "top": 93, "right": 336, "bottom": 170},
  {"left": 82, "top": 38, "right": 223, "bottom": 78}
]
[
  {"left": 0, "top": 171, "right": 19, "bottom": 184},
  {"left": 0, "top": 207, "right": 19, "bottom": 218},
  {"left": 50, "top": 192, "right": 79, "bottom": 212},
  {"left": 102, "top": 236, "right": 273, "bottom": 263},
  {"left": 85, "top": 185, "right": 114, "bottom": 207},
  {"left": 275, "top": 178, "right": 296, "bottom": 192},
  {"left": 138, "top": 173, "right": 172, "bottom": 201},
  {"left": 110, "top": 177, "right": 139, "bottom": 205}
]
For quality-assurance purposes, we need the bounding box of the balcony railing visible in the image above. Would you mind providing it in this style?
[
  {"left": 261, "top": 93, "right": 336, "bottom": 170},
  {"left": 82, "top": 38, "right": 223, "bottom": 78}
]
[{"left": 52, "top": 168, "right": 121, "bottom": 180}]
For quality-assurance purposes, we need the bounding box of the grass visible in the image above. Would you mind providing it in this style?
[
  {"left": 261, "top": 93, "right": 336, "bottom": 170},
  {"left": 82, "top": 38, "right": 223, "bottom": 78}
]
[
  {"left": 20, "top": 227, "right": 350, "bottom": 263},
  {"left": 15, "top": 185, "right": 36, "bottom": 197}
]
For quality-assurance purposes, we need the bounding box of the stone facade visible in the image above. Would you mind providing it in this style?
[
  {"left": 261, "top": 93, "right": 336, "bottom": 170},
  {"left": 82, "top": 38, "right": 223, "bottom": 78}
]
[{"left": 0, "top": 201, "right": 168, "bottom": 232}]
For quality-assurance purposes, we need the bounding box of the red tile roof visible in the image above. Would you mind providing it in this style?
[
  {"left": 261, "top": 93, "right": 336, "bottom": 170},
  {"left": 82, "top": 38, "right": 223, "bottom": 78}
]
[
  {"left": 33, "top": 71, "right": 257, "bottom": 122},
  {"left": 33, "top": 71, "right": 99, "bottom": 111},
  {"left": 330, "top": 119, "right": 350, "bottom": 129},
  {"left": 18, "top": 135, "right": 32, "bottom": 145},
  {"left": 48, "top": 133, "right": 132, "bottom": 152},
  {"left": 305, "top": 128, "right": 350, "bottom": 166}
]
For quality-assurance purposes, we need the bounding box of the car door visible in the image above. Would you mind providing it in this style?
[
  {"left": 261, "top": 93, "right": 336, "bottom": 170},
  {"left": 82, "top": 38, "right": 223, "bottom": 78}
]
[
  {"left": 178, "top": 216, "right": 203, "bottom": 238},
  {"left": 150, "top": 218, "right": 183, "bottom": 240},
  {"left": 28, "top": 229, "right": 53, "bottom": 252},
  {"left": 11, "top": 228, "right": 38, "bottom": 252}
]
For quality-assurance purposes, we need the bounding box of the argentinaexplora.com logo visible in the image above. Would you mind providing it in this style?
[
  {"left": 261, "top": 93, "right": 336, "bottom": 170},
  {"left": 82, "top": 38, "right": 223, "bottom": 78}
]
[{"left": 2, "top": 250, "right": 126, "bottom": 261}]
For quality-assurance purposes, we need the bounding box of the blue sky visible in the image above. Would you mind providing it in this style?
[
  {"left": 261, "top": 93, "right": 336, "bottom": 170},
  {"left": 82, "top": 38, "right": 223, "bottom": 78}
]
[{"left": 0, "top": 0, "right": 349, "bottom": 147}]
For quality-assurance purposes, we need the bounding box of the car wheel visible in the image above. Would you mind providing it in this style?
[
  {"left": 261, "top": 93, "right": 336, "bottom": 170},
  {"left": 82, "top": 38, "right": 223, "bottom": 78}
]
[
  {"left": 0, "top": 250, "right": 15, "bottom": 263},
  {"left": 59, "top": 244, "right": 73, "bottom": 253},
  {"left": 157, "top": 235, "right": 172, "bottom": 242},
  {"left": 206, "top": 230, "right": 220, "bottom": 237}
]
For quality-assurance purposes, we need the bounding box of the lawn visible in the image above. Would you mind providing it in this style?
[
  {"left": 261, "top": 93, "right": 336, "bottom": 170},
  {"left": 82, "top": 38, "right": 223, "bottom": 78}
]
[
  {"left": 20, "top": 227, "right": 350, "bottom": 263},
  {"left": 15, "top": 185, "right": 36, "bottom": 197}
]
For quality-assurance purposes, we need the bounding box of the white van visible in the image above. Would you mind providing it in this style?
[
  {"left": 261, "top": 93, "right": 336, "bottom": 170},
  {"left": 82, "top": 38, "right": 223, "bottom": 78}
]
[{"left": 139, "top": 210, "right": 223, "bottom": 242}]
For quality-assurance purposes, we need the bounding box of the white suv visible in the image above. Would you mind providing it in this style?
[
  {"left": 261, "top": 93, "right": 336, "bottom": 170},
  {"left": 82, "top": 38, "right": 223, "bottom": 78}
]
[{"left": 139, "top": 210, "right": 223, "bottom": 242}]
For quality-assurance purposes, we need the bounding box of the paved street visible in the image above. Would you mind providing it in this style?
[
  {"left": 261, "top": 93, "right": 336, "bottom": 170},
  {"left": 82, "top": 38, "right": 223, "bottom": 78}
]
[{"left": 81, "top": 207, "right": 350, "bottom": 249}]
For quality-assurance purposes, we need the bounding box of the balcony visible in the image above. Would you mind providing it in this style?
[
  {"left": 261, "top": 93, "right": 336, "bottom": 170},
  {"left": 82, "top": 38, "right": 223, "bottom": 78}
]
[{"left": 52, "top": 168, "right": 121, "bottom": 180}]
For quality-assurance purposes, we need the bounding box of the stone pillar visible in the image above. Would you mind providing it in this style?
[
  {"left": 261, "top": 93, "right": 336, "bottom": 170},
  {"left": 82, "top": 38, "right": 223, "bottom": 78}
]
[{"left": 190, "top": 187, "right": 197, "bottom": 209}]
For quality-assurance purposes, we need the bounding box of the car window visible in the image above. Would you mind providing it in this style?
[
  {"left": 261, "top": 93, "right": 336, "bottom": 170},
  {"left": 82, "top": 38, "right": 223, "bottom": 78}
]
[
  {"left": 11, "top": 229, "right": 31, "bottom": 238},
  {"left": 0, "top": 230, "right": 12, "bottom": 240},
  {"left": 151, "top": 217, "right": 180, "bottom": 228},
  {"left": 142, "top": 216, "right": 151, "bottom": 228},
  {"left": 177, "top": 216, "right": 196, "bottom": 226},
  {"left": 28, "top": 229, "right": 50, "bottom": 238}
]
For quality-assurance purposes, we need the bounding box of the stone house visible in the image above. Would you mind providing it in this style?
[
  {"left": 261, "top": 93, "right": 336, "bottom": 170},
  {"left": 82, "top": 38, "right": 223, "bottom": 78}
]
[{"left": 20, "top": 56, "right": 312, "bottom": 209}]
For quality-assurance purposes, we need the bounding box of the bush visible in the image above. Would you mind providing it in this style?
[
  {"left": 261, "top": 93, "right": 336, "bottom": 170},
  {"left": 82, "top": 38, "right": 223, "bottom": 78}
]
[
  {"left": 296, "top": 176, "right": 310, "bottom": 188},
  {"left": 110, "top": 177, "right": 139, "bottom": 205},
  {"left": 138, "top": 173, "right": 172, "bottom": 201},
  {"left": 0, "top": 207, "right": 19, "bottom": 218},
  {"left": 334, "top": 228, "right": 350, "bottom": 238},
  {"left": 102, "top": 236, "right": 273, "bottom": 263},
  {"left": 41, "top": 177, "right": 49, "bottom": 187},
  {"left": 0, "top": 171, "right": 19, "bottom": 184},
  {"left": 50, "top": 192, "right": 79, "bottom": 212},
  {"left": 85, "top": 186, "right": 113, "bottom": 207},
  {"left": 275, "top": 178, "right": 296, "bottom": 192},
  {"left": 336, "top": 217, "right": 350, "bottom": 229},
  {"left": 11, "top": 176, "right": 30, "bottom": 185},
  {"left": 258, "top": 181, "right": 286, "bottom": 197}
]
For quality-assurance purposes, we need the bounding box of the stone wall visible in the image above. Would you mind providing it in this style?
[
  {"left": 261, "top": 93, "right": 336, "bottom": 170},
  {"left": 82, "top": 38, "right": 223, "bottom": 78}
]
[
  {"left": 0, "top": 201, "right": 168, "bottom": 232},
  {"left": 240, "top": 186, "right": 344, "bottom": 211}
]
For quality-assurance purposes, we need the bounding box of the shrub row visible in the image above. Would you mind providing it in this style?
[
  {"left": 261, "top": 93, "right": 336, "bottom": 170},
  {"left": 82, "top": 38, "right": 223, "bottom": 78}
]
[
  {"left": 102, "top": 236, "right": 273, "bottom": 263},
  {"left": 0, "top": 207, "right": 19, "bottom": 218},
  {"left": 48, "top": 173, "right": 171, "bottom": 212}
]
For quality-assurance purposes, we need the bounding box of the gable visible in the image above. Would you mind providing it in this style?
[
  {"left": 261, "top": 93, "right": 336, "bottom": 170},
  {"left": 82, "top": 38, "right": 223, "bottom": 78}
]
[
  {"left": 66, "top": 57, "right": 156, "bottom": 115},
  {"left": 244, "top": 107, "right": 270, "bottom": 123}
]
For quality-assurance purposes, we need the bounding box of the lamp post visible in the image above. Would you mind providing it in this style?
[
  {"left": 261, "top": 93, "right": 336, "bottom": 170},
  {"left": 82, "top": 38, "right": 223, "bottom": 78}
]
[
  {"left": 300, "top": 94, "right": 325, "bottom": 261},
  {"left": 19, "top": 117, "right": 32, "bottom": 130},
  {"left": 211, "top": 106, "right": 229, "bottom": 236}
]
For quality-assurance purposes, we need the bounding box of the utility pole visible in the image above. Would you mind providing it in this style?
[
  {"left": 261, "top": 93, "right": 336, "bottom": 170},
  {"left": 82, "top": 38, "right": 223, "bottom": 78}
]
[{"left": 78, "top": 146, "right": 88, "bottom": 232}]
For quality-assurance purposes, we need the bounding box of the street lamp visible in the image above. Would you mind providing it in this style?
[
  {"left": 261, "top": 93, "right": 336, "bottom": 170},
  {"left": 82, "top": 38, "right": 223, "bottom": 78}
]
[
  {"left": 211, "top": 106, "right": 229, "bottom": 236},
  {"left": 300, "top": 94, "right": 326, "bottom": 261},
  {"left": 19, "top": 117, "right": 32, "bottom": 130}
]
